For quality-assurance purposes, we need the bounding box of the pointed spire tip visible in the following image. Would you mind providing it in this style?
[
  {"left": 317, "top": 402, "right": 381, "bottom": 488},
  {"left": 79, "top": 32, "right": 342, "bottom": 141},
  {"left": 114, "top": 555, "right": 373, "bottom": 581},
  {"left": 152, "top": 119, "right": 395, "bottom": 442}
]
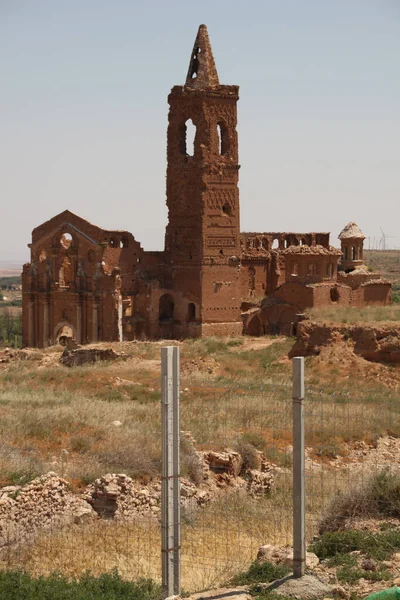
[{"left": 185, "top": 24, "right": 219, "bottom": 89}]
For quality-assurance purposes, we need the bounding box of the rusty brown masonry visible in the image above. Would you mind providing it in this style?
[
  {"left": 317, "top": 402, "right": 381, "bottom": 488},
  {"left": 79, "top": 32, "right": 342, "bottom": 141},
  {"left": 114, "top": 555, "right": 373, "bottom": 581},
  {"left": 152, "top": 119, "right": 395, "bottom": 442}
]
[{"left": 22, "top": 25, "right": 391, "bottom": 347}]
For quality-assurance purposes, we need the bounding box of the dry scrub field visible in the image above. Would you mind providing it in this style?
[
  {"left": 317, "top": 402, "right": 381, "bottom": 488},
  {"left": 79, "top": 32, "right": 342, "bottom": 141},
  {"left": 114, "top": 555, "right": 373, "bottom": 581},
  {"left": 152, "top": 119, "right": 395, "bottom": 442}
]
[{"left": 1, "top": 332, "right": 400, "bottom": 590}]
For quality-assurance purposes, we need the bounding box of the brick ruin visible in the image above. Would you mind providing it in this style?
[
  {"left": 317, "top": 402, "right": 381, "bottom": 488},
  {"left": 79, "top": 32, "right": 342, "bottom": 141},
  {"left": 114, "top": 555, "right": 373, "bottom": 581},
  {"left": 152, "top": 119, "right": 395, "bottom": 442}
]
[{"left": 22, "top": 25, "right": 391, "bottom": 347}]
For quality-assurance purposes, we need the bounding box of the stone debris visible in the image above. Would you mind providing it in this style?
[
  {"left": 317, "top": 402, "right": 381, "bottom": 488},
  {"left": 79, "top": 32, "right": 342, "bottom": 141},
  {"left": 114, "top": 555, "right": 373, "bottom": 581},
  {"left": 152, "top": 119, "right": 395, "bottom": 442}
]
[
  {"left": 204, "top": 451, "right": 243, "bottom": 477},
  {"left": 290, "top": 321, "right": 400, "bottom": 365},
  {"left": 0, "top": 348, "right": 29, "bottom": 364},
  {"left": 0, "top": 472, "right": 96, "bottom": 552},
  {"left": 83, "top": 473, "right": 213, "bottom": 520},
  {"left": 257, "top": 544, "right": 319, "bottom": 570},
  {"left": 60, "top": 346, "right": 124, "bottom": 367}
]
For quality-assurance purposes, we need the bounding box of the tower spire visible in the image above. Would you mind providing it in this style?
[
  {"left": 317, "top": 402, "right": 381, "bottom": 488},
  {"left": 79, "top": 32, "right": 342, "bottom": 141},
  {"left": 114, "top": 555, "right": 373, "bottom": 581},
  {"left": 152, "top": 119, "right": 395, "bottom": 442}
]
[{"left": 185, "top": 24, "right": 219, "bottom": 89}]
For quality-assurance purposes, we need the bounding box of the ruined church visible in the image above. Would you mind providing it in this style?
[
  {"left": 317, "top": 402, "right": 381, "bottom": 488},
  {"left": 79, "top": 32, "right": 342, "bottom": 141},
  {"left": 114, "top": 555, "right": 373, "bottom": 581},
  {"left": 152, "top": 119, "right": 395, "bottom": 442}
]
[{"left": 22, "top": 25, "right": 391, "bottom": 347}]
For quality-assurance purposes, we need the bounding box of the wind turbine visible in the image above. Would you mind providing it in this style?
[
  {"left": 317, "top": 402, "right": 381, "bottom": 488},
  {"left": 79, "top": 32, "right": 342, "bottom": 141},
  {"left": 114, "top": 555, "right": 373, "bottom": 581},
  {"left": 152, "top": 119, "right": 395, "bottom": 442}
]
[{"left": 379, "top": 227, "right": 395, "bottom": 250}]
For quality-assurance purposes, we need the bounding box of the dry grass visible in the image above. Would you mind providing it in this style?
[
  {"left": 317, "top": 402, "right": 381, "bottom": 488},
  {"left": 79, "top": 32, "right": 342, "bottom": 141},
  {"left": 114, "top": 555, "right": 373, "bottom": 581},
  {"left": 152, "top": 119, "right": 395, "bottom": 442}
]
[
  {"left": 4, "top": 487, "right": 293, "bottom": 592},
  {"left": 308, "top": 304, "right": 400, "bottom": 324},
  {"left": 1, "top": 335, "right": 400, "bottom": 589}
]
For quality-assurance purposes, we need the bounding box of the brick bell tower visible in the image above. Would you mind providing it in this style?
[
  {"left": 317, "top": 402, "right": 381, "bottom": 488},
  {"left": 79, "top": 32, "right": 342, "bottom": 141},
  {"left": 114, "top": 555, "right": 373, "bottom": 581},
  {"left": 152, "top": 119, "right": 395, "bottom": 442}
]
[{"left": 164, "top": 24, "right": 242, "bottom": 336}]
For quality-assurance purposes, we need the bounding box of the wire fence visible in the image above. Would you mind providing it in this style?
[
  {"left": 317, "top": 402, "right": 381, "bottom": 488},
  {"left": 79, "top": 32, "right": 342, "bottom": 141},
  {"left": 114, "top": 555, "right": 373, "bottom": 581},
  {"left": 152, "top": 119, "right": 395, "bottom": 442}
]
[{"left": 0, "top": 342, "right": 400, "bottom": 595}]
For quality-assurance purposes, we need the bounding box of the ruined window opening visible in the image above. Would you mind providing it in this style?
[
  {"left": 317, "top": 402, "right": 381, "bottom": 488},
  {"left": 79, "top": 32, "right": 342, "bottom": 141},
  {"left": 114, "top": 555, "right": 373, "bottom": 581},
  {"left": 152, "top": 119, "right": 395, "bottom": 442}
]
[
  {"left": 188, "top": 303, "right": 196, "bottom": 321},
  {"left": 284, "top": 239, "right": 288, "bottom": 249},
  {"left": 272, "top": 239, "right": 279, "bottom": 250},
  {"left": 327, "top": 263, "right": 334, "bottom": 277},
  {"left": 217, "top": 121, "right": 229, "bottom": 156},
  {"left": 159, "top": 294, "right": 174, "bottom": 323},
  {"left": 291, "top": 263, "right": 299, "bottom": 276},
  {"left": 352, "top": 246, "right": 356, "bottom": 260},
  {"left": 262, "top": 238, "right": 269, "bottom": 250},
  {"left": 308, "top": 263, "right": 317, "bottom": 276},
  {"left": 59, "top": 257, "right": 72, "bottom": 287},
  {"left": 222, "top": 203, "right": 232, "bottom": 216},
  {"left": 248, "top": 266, "right": 256, "bottom": 293},
  {"left": 330, "top": 287, "right": 340, "bottom": 302},
  {"left": 344, "top": 246, "right": 349, "bottom": 260},
  {"left": 60, "top": 232, "right": 73, "bottom": 249},
  {"left": 189, "top": 47, "right": 200, "bottom": 79},
  {"left": 39, "top": 249, "right": 47, "bottom": 262},
  {"left": 121, "top": 237, "right": 129, "bottom": 248},
  {"left": 110, "top": 238, "right": 118, "bottom": 248},
  {"left": 180, "top": 119, "right": 196, "bottom": 156}
]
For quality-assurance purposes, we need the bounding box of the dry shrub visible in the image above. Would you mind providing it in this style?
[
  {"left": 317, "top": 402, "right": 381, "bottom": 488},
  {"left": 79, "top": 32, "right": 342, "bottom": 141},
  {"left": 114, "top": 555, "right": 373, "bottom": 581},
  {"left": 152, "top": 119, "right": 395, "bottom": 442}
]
[
  {"left": 319, "top": 468, "right": 400, "bottom": 533},
  {"left": 233, "top": 439, "right": 262, "bottom": 471},
  {"left": 180, "top": 436, "right": 203, "bottom": 486}
]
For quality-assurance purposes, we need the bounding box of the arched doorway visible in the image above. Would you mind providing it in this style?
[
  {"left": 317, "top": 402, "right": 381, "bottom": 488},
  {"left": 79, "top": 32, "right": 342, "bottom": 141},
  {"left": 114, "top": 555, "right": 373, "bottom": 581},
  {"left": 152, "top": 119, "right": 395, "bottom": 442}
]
[
  {"left": 159, "top": 294, "right": 175, "bottom": 322},
  {"left": 247, "top": 315, "right": 262, "bottom": 337}
]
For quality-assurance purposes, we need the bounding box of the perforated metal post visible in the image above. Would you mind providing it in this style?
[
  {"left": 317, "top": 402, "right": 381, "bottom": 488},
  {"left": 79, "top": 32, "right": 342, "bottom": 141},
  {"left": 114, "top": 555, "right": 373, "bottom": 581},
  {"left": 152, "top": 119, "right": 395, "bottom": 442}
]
[
  {"left": 292, "top": 356, "right": 305, "bottom": 578},
  {"left": 161, "top": 346, "right": 181, "bottom": 599}
]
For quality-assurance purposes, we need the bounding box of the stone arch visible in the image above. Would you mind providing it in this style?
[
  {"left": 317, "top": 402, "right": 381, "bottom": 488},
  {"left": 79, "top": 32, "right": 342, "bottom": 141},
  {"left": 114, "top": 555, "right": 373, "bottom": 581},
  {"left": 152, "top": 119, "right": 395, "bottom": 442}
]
[
  {"left": 217, "top": 120, "right": 230, "bottom": 156},
  {"left": 60, "top": 232, "right": 73, "bottom": 250},
  {"left": 159, "top": 294, "right": 175, "bottom": 322},
  {"left": 54, "top": 322, "right": 77, "bottom": 345},
  {"left": 180, "top": 119, "right": 196, "bottom": 156},
  {"left": 330, "top": 287, "right": 340, "bottom": 302},
  {"left": 247, "top": 315, "right": 262, "bottom": 337}
]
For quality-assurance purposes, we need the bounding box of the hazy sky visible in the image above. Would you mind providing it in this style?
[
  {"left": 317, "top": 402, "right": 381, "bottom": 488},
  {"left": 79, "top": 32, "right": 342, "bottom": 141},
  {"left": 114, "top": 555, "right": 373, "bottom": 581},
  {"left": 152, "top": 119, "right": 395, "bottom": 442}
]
[{"left": 1, "top": 0, "right": 399, "bottom": 262}]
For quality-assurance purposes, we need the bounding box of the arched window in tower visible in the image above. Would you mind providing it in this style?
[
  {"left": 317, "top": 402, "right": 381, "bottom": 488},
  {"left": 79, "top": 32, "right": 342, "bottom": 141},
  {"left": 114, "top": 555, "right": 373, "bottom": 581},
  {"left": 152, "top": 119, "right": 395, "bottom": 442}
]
[
  {"left": 217, "top": 121, "right": 229, "bottom": 155},
  {"left": 180, "top": 119, "right": 196, "bottom": 156},
  {"left": 352, "top": 246, "right": 356, "bottom": 260}
]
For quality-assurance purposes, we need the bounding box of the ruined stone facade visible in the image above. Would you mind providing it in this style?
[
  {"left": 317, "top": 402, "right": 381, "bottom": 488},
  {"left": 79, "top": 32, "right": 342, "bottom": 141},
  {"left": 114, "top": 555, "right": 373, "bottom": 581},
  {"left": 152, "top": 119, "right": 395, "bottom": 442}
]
[{"left": 22, "top": 26, "right": 391, "bottom": 347}]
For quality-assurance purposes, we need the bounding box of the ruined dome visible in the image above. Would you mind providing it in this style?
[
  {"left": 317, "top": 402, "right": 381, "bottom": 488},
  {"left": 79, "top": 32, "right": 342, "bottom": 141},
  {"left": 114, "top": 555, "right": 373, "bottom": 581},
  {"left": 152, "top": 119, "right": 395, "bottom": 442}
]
[{"left": 338, "top": 222, "right": 366, "bottom": 240}]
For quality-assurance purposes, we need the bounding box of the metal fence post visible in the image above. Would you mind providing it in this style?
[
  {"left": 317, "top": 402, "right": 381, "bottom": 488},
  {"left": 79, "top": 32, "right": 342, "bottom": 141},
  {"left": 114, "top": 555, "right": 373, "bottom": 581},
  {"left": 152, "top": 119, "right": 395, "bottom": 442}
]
[
  {"left": 292, "top": 356, "right": 305, "bottom": 578},
  {"left": 161, "top": 346, "right": 181, "bottom": 599}
]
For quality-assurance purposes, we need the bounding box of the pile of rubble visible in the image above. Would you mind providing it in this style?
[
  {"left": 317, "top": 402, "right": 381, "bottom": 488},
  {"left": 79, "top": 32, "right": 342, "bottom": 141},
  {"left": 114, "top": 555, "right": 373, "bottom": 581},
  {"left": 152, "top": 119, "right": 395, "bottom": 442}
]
[
  {"left": 0, "top": 439, "right": 276, "bottom": 551},
  {"left": 0, "top": 472, "right": 95, "bottom": 552},
  {"left": 203, "top": 449, "right": 275, "bottom": 497},
  {"left": 0, "top": 348, "right": 29, "bottom": 364},
  {"left": 60, "top": 345, "right": 124, "bottom": 367},
  {"left": 83, "top": 473, "right": 213, "bottom": 520}
]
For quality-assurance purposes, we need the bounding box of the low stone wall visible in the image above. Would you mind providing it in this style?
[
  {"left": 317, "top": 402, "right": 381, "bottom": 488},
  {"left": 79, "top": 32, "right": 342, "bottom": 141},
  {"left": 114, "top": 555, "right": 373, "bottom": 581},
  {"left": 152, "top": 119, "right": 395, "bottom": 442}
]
[{"left": 0, "top": 473, "right": 96, "bottom": 552}]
